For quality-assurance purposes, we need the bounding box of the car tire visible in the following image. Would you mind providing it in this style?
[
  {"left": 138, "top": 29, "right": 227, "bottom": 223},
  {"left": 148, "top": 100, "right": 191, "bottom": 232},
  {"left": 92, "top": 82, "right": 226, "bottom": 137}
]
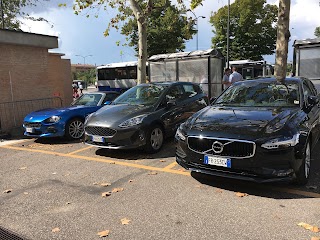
[
  {"left": 145, "top": 125, "right": 164, "bottom": 153},
  {"left": 65, "top": 118, "right": 84, "bottom": 140},
  {"left": 294, "top": 141, "right": 311, "bottom": 185}
]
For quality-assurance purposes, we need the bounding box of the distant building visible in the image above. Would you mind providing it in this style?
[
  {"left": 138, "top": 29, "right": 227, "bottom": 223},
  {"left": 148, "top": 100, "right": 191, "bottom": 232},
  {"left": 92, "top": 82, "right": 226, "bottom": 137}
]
[
  {"left": 71, "top": 64, "right": 95, "bottom": 73},
  {"left": 0, "top": 29, "right": 72, "bottom": 134}
]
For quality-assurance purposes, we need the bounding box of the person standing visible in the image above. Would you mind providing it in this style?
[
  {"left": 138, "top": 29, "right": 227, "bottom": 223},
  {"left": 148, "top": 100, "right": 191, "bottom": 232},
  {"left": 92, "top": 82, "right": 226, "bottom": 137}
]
[
  {"left": 229, "top": 66, "right": 243, "bottom": 84},
  {"left": 222, "top": 68, "right": 231, "bottom": 90},
  {"left": 79, "top": 82, "right": 84, "bottom": 95}
]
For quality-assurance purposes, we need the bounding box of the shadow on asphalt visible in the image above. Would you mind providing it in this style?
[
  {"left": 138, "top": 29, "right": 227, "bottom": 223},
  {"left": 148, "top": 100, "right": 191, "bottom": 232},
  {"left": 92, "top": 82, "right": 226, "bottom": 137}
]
[
  {"left": 95, "top": 138, "right": 176, "bottom": 160},
  {"left": 34, "top": 137, "right": 83, "bottom": 145}
]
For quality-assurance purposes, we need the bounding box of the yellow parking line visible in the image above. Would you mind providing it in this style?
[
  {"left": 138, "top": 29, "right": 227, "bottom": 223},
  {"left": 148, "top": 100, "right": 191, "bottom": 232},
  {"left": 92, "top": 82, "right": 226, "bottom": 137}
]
[
  {"left": 2, "top": 144, "right": 320, "bottom": 198},
  {"left": 0, "top": 145, "right": 190, "bottom": 176},
  {"left": 164, "top": 161, "right": 177, "bottom": 169},
  {"left": 67, "top": 146, "right": 93, "bottom": 155}
]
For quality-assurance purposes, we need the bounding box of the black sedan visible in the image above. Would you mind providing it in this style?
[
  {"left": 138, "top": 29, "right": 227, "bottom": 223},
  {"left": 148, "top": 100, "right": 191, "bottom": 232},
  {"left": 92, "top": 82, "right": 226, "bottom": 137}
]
[
  {"left": 176, "top": 77, "right": 320, "bottom": 185},
  {"left": 84, "top": 82, "right": 208, "bottom": 153}
]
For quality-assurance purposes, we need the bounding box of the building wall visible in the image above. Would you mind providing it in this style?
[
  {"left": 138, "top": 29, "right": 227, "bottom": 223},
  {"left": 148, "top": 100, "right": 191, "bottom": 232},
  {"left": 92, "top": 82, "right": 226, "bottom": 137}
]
[{"left": 0, "top": 43, "right": 72, "bottom": 133}]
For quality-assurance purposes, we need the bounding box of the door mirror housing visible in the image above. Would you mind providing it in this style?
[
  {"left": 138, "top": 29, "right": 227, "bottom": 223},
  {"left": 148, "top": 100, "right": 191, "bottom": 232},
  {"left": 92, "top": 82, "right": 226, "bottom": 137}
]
[
  {"left": 166, "top": 99, "right": 177, "bottom": 108},
  {"left": 307, "top": 96, "right": 319, "bottom": 106}
]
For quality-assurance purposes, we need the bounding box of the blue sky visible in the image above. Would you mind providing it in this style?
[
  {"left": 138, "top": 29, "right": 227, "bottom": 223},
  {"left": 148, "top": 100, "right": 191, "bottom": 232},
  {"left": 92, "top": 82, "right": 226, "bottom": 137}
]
[{"left": 20, "top": 0, "right": 320, "bottom": 66}]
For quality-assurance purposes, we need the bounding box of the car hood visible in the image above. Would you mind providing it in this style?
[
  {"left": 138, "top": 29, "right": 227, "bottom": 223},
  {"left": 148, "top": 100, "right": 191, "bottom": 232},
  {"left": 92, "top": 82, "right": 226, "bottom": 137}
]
[
  {"left": 24, "top": 106, "right": 89, "bottom": 121},
  {"left": 86, "top": 104, "right": 153, "bottom": 127},
  {"left": 187, "top": 106, "right": 300, "bottom": 139}
]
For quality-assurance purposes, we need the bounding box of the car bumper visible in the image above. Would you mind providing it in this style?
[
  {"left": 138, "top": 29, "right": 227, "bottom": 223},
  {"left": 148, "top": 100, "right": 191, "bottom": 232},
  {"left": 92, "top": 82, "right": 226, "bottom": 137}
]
[
  {"left": 176, "top": 138, "right": 300, "bottom": 183},
  {"left": 84, "top": 126, "right": 147, "bottom": 149},
  {"left": 23, "top": 122, "right": 65, "bottom": 138}
]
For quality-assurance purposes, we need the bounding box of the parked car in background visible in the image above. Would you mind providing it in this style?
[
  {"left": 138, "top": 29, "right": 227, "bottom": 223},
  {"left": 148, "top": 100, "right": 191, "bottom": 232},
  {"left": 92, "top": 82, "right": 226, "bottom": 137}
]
[
  {"left": 176, "top": 77, "right": 320, "bottom": 185},
  {"left": 23, "top": 92, "right": 120, "bottom": 140},
  {"left": 84, "top": 82, "right": 208, "bottom": 153}
]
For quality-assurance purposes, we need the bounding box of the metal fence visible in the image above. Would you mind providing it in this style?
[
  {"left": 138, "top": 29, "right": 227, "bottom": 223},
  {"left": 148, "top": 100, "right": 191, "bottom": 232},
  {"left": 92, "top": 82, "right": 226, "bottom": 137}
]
[{"left": 0, "top": 97, "right": 62, "bottom": 133}]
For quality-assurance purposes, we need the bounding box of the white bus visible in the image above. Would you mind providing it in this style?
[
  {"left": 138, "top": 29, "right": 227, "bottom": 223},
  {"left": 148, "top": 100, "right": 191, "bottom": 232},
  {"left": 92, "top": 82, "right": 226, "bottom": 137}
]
[{"left": 96, "top": 61, "right": 140, "bottom": 92}]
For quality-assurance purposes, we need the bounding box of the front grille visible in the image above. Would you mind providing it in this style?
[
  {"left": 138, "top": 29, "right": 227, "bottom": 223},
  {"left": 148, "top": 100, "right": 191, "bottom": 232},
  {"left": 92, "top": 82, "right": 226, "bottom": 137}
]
[
  {"left": 23, "top": 122, "right": 42, "bottom": 128},
  {"left": 187, "top": 136, "right": 255, "bottom": 158},
  {"left": 85, "top": 126, "right": 116, "bottom": 137}
]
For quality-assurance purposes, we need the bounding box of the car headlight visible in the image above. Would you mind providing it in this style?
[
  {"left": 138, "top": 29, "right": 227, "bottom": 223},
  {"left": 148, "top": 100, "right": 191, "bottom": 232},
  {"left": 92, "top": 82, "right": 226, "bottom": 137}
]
[
  {"left": 44, "top": 116, "right": 61, "bottom": 123},
  {"left": 119, "top": 115, "right": 147, "bottom": 128},
  {"left": 261, "top": 133, "right": 299, "bottom": 149},
  {"left": 175, "top": 125, "right": 186, "bottom": 141}
]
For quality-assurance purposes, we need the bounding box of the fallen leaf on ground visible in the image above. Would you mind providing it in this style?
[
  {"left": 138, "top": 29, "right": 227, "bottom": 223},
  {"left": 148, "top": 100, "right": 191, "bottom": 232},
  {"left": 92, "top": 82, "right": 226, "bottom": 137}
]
[
  {"left": 23, "top": 192, "right": 28, "bottom": 195},
  {"left": 109, "top": 162, "right": 115, "bottom": 164},
  {"left": 52, "top": 228, "right": 60, "bottom": 233},
  {"left": 148, "top": 172, "right": 158, "bottom": 175},
  {"left": 101, "top": 192, "right": 112, "bottom": 197},
  {"left": 121, "top": 218, "right": 131, "bottom": 225},
  {"left": 128, "top": 180, "right": 134, "bottom": 183},
  {"left": 93, "top": 182, "right": 99, "bottom": 185},
  {"left": 235, "top": 192, "right": 249, "bottom": 197},
  {"left": 100, "top": 183, "right": 111, "bottom": 187},
  {"left": 306, "top": 185, "right": 318, "bottom": 190},
  {"left": 195, "top": 185, "right": 205, "bottom": 189},
  {"left": 311, "top": 237, "right": 320, "bottom": 240},
  {"left": 215, "top": 188, "right": 223, "bottom": 193},
  {"left": 298, "top": 222, "right": 320, "bottom": 233},
  {"left": 3, "top": 189, "right": 12, "bottom": 193},
  {"left": 112, "top": 188, "right": 124, "bottom": 193},
  {"left": 160, "top": 160, "right": 166, "bottom": 162},
  {"left": 97, "top": 230, "right": 110, "bottom": 237},
  {"left": 19, "top": 167, "right": 27, "bottom": 170}
]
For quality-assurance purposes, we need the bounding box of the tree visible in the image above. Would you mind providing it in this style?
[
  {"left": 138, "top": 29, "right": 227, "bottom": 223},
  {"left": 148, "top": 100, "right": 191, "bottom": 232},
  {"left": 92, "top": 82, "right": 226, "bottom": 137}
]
[
  {"left": 121, "top": 0, "right": 196, "bottom": 57},
  {"left": 274, "top": 0, "right": 290, "bottom": 82},
  {"left": 210, "top": 0, "right": 278, "bottom": 61},
  {"left": 0, "top": 0, "right": 48, "bottom": 30},
  {"left": 315, "top": 26, "right": 320, "bottom": 38},
  {"left": 73, "top": 0, "right": 188, "bottom": 84}
]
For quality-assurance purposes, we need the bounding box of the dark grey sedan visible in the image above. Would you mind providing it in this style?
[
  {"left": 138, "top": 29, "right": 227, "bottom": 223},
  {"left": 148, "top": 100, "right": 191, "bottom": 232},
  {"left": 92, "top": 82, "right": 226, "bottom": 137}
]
[{"left": 84, "top": 82, "right": 208, "bottom": 153}]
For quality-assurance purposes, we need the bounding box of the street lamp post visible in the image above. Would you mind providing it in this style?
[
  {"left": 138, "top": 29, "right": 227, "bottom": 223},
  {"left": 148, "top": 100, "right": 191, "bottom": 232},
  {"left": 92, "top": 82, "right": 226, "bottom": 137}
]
[
  {"left": 226, "top": 0, "right": 230, "bottom": 69},
  {"left": 75, "top": 54, "right": 93, "bottom": 64},
  {"left": 187, "top": 10, "right": 206, "bottom": 50}
]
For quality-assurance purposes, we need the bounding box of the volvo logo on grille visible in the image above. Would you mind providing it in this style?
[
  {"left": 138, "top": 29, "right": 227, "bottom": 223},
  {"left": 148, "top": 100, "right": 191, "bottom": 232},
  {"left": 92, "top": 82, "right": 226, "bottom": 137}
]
[{"left": 212, "top": 141, "right": 224, "bottom": 154}]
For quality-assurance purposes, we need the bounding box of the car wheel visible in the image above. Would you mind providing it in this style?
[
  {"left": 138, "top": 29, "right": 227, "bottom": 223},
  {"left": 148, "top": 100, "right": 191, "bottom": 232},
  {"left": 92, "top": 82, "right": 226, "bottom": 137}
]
[
  {"left": 295, "top": 141, "right": 311, "bottom": 185},
  {"left": 145, "top": 125, "right": 164, "bottom": 153},
  {"left": 65, "top": 118, "right": 84, "bottom": 140}
]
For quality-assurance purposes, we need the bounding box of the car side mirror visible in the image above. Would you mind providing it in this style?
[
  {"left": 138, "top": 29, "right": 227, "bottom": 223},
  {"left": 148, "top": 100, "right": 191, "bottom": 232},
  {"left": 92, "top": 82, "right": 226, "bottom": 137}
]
[
  {"left": 210, "top": 97, "right": 217, "bottom": 104},
  {"left": 166, "top": 99, "right": 177, "bottom": 108},
  {"left": 307, "top": 96, "right": 319, "bottom": 106}
]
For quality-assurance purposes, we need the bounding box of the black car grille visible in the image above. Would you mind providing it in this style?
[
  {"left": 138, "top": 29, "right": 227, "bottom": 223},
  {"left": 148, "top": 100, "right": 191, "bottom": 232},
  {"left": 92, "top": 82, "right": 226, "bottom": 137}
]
[
  {"left": 24, "top": 122, "right": 42, "bottom": 128},
  {"left": 85, "top": 126, "right": 116, "bottom": 137},
  {"left": 187, "top": 136, "right": 255, "bottom": 158}
]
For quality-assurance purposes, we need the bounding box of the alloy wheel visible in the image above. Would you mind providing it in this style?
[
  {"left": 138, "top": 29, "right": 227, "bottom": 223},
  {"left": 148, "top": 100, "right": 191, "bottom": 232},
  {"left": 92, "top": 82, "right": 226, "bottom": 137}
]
[
  {"left": 68, "top": 120, "right": 84, "bottom": 139},
  {"left": 150, "top": 127, "right": 163, "bottom": 150}
]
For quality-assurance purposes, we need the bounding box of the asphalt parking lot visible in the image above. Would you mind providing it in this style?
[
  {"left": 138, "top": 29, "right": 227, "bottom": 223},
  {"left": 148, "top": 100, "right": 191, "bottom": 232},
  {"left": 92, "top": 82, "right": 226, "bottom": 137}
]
[{"left": 1, "top": 137, "right": 320, "bottom": 240}]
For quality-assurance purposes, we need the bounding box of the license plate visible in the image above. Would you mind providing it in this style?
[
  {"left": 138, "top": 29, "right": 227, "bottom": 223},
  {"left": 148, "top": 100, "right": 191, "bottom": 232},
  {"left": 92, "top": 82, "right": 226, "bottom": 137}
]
[
  {"left": 26, "top": 127, "right": 34, "bottom": 133},
  {"left": 92, "top": 135, "right": 104, "bottom": 143},
  {"left": 204, "top": 155, "right": 231, "bottom": 168}
]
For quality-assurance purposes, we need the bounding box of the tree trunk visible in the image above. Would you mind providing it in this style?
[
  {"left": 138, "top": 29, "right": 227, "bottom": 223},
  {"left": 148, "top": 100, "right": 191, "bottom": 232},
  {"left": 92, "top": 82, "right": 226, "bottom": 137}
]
[
  {"left": 274, "top": 0, "right": 291, "bottom": 83},
  {"left": 129, "top": 0, "right": 147, "bottom": 84}
]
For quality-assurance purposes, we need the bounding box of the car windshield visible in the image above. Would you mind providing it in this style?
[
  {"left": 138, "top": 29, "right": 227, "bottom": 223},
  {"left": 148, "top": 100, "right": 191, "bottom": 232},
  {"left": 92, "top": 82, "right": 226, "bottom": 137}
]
[
  {"left": 215, "top": 81, "right": 300, "bottom": 107},
  {"left": 71, "top": 93, "right": 103, "bottom": 106},
  {"left": 113, "top": 85, "right": 165, "bottom": 106}
]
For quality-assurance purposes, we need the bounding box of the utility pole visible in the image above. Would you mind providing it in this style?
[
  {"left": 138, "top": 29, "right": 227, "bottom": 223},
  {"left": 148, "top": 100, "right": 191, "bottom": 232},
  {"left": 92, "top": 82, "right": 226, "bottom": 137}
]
[{"left": 226, "top": 0, "right": 230, "bottom": 69}]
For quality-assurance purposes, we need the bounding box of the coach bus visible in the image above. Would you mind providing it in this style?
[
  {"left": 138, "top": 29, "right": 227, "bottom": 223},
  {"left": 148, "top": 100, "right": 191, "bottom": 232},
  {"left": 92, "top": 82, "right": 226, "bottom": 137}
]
[{"left": 96, "top": 61, "right": 144, "bottom": 92}]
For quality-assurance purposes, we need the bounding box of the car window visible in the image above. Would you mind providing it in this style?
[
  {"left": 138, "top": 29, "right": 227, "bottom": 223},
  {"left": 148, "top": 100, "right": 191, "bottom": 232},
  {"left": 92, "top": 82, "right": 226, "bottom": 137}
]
[
  {"left": 103, "top": 93, "right": 118, "bottom": 103},
  {"left": 182, "top": 84, "right": 199, "bottom": 98},
  {"left": 305, "top": 79, "right": 317, "bottom": 96},
  {"left": 215, "top": 81, "right": 300, "bottom": 107},
  {"left": 71, "top": 93, "right": 103, "bottom": 106},
  {"left": 166, "top": 85, "right": 184, "bottom": 101},
  {"left": 303, "top": 82, "right": 313, "bottom": 98}
]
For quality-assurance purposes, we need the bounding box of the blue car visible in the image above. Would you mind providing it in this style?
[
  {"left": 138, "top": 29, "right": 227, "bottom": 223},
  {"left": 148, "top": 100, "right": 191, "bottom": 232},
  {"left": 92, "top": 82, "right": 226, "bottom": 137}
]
[{"left": 23, "top": 91, "right": 120, "bottom": 140}]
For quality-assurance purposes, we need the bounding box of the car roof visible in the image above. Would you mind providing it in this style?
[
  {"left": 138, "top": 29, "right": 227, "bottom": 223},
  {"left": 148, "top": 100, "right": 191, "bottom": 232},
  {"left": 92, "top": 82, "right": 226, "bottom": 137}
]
[
  {"left": 236, "top": 77, "right": 303, "bottom": 84},
  {"left": 140, "top": 81, "right": 198, "bottom": 87},
  {"left": 89, "top": 91, "right": 120, "bottom": 95}
]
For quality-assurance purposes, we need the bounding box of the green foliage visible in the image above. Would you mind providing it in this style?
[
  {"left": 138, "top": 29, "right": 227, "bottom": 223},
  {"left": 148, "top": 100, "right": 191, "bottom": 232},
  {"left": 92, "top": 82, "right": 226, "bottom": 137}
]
[
  {"left": 121, "top": 0, "right": 196, "bottom": 57},
  {"left": 0, "top": 0, "right": 49, "bottom": 30},
  {"left": 73, "top": 69, "right": 96, "bottom": 85},
  {"left": 315, "top": 26, "right": 320, "bottom": 38},
  {"left": 210, "top": 0, "right": 278, "bottom": 61}
]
